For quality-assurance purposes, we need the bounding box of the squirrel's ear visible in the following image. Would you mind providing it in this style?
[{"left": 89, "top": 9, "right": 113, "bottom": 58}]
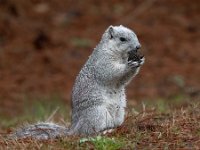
[{"left": 108, "top": 25, "right": 114, "bottom": 39}]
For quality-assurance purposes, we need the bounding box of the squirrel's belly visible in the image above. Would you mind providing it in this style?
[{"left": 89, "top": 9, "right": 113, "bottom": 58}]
[
  {"left": 102, "top": 88, "right": 126, "bottom": 108},
  {"left": 101, "top": 88, "right": 126, "bottom": 127}
]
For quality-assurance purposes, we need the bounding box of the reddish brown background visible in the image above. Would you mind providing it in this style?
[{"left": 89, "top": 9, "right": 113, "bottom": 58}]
[{"left": 0, "top": 0, "right": 199, "bottom": 116}]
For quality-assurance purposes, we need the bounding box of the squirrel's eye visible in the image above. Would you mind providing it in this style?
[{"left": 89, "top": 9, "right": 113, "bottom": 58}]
[{"left": 119, "top": 37, "right": 127, "bottom": 42}]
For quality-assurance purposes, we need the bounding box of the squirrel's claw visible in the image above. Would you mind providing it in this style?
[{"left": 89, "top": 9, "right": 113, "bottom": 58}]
[{"left": 128, "top": 56, "right": 145, "bottom": 68}]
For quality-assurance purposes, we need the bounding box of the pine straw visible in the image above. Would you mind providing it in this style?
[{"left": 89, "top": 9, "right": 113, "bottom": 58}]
[
  {"left": 112, "top": 102, "right": 200, "bottom": 149},
  {"left": 0, "top": 102, "right": 200, "bottom": 149}
]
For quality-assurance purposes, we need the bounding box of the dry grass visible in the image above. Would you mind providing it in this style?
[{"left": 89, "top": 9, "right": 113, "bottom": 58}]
[{"left": 0, "top": 100, "right": 200, "bottom": 149}]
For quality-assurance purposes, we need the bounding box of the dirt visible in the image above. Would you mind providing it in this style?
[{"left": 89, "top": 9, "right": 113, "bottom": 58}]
[{"left": 0, "top": 0, "right": 199, "bottom": 116}]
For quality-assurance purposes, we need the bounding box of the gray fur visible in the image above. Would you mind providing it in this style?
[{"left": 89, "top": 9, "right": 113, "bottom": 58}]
[{"left": 9, "top": 25, "right": 145, "bottom": 140}]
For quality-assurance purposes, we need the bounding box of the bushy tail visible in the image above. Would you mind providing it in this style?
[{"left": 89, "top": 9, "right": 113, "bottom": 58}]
[{"left": 9, "top": 122, "right": 69, "bottom": 140}]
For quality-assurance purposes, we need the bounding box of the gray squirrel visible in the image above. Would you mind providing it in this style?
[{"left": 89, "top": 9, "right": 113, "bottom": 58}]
[{"left": 10, "top": 25, "right": 145, "bottom": 140}]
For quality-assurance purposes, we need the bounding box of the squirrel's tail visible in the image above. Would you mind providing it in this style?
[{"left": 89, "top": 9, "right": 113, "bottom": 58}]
[{"left": 9, "top": 122, "right": 69, "bottom": 140}]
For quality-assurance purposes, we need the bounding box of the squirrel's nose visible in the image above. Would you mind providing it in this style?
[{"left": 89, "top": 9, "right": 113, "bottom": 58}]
[
  {"left": 134, "top": 44, "right": 141, "bottom": 52},
  {"left": 135, "top": 45, "right": 141, "bottom": 50}
]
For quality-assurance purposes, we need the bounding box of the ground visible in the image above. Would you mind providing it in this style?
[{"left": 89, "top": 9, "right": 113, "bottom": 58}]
[
  {"left": 1, "top": 98, "right": 200, "bottom": 149},
  {"left": 0, "top": 0, "right": 199, "bottom": 149}
]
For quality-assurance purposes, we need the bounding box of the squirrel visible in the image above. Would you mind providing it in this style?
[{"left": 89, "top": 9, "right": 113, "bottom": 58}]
[{"left": 9, "top": 25, "right": 145, "bottom": 140}]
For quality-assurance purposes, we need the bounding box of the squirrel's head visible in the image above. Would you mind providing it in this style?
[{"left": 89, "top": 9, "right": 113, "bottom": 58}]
[{"left": 101, "top": 25, "right": 141, "bottom": 56}]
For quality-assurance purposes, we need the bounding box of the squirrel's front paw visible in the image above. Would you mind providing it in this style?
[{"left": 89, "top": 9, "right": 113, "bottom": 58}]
[{"left": 128, "top": 56, "right": 145, "bottom": 68}]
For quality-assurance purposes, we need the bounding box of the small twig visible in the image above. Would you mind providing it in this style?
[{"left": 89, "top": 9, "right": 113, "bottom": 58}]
[
  {"left": 142, "top": 102, "right": 146, "bottom": 117},
  {"left": 46, "top": 107, "right": 60, "bottom": 122}
]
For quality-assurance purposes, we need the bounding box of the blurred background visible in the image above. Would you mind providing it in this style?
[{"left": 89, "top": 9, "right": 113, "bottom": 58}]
[{"left": 0, "top": 0, "right": 199, "bottom": 119}]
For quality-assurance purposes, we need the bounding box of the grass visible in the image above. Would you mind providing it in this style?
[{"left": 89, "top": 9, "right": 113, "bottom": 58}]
[
  {"left": 0, "top": 96, "right": 200, "bottom": 149},
  {"left": 0, "top": 95, "right": 71, "bottom": 128}
]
